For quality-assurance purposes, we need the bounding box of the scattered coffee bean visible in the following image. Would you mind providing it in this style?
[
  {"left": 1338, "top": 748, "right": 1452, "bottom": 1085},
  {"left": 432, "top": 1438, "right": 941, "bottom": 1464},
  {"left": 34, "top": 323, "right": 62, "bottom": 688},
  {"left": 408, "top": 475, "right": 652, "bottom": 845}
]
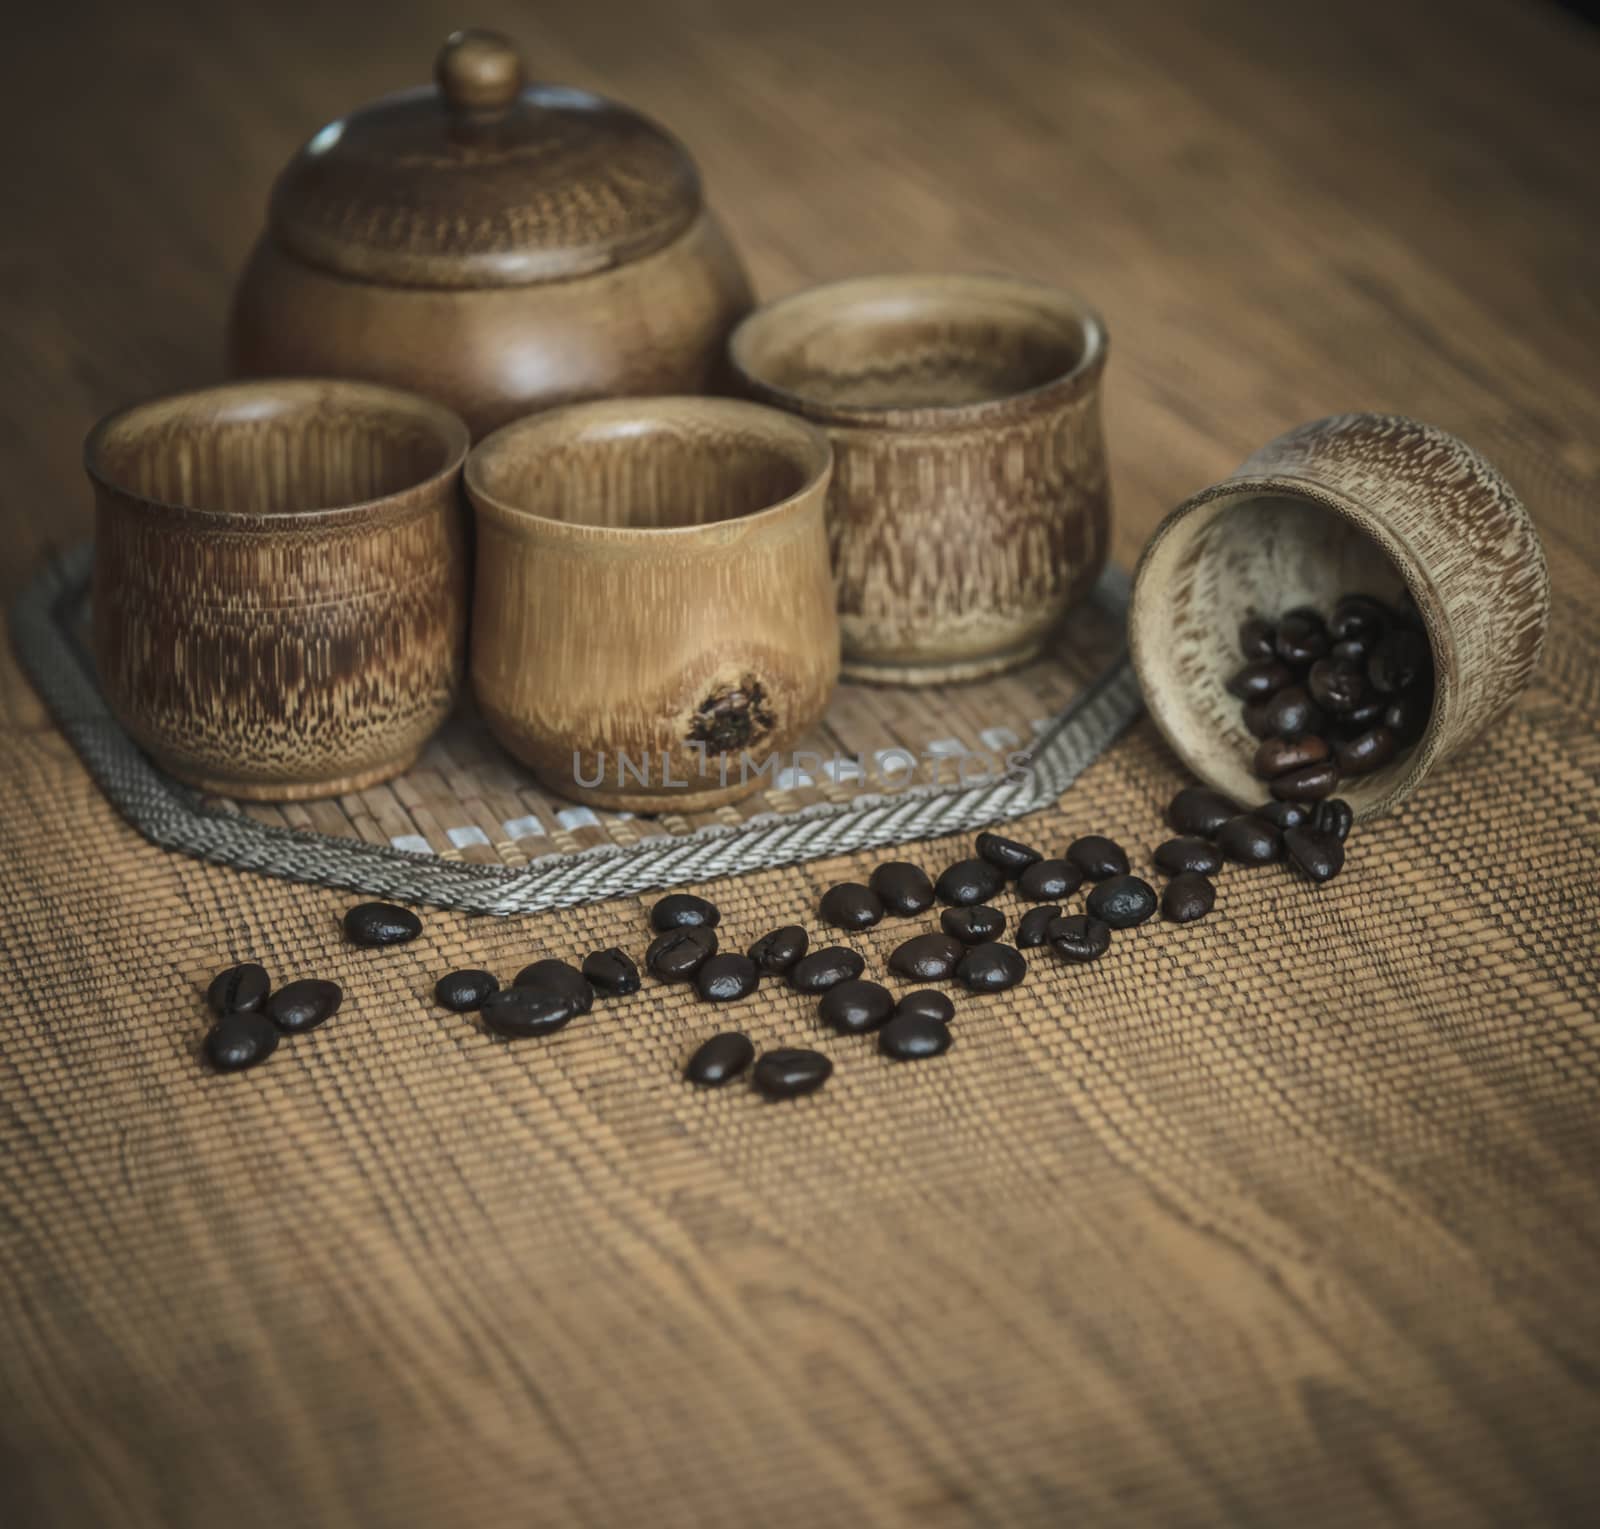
[
  {"left": 1274, "top": 610, "right": 1330, "bottom": 665},
  {"left": 1217, "top": 813, "right": 1282, "bottom": 864},
  {"left": 582, "top": 947, "right": 641, "bottom": 996},
  {"left": 1331, "top": 594, "right": 1389, "bottom": 642},
  {"left": 753, "top": 1048, "right": 832, "bottom": 1099},
  {"left": 748, "top": 925, "right": 809, "bottom": 974},
  {"left": 818, "top": 979, "right": 895, "bottom": 1034},
  {"left": 886, "top": 932, "right": 965, "bottom": 982},
  {"left": 514, "top": 959, "right": 594, "bottom": 1015},
  {"left": 1067, "top": 835, "right": 1128, "bottom": 880},
  {"left": 434, "top": 968, "right": 499, "bottom": 1012},
  {"left": 895, "top": 989, "right": 955, "bottom": 1024},
  {"left": 1017, "top": 858, "right": 1083, "bottom": 901},
  {"left": 934, "top": 858, "right": 1005, "bottom": 906},
  {"left": 1270, "top": 760, "right": 1341, "bottom": 801},
  {"left": 685, "top": 1032, "right": 755, "bottom": 1086},
  {"left": 1237, "top": 616, "right": 1276, "bottom": 660},
  {"left": 1284, "top": 825, "right": 1346, "bottom": 884},
  {"left": 1167, "top": 787, "right": 1238, "bottom": 838},
  {"left": 1259, "top": 686, "right": 1324, "bottom": 739},
  {"left": 956, "top": 941, "right": 1026, "bottom": 993},
  {"left": 819, "top": 882, "right": 884, "bottom": 931},
  {"left": 343, "top": 902, "right": 422, "bottom": 948},
  {"left": 879, "top": 1012, "right": 953, "bottom": 1061},
  {"left": 1085, "top": 875, "right": 1158, "bottom": 929},
  {"left": 1161, "top": 873, "right": 1215, "bottom": 924},
  {"left": 1046, "top": 914, "right": 1111, "bottom": 962},
  {"left": 207, "top": 962, "right": 270, "bottom": 1016},
  {"left": 1307, "top": 658, "right": 1367, "bottom": 715},
  {"left": 1385, "top": 689, "right": 1431, "bottom": 744},
  {"left": 1334, "top": 726, "right": 1397, "bottom": 775},
  {"left": 1253, "top": 734, "right": 1330, "bottom": 779},
  {"left": 646, "top": 926, "right": 718, "bottom": 981},
  {"left": 789, "top": 946, "right": 865, "bottom": 993},
  {"left": 1368, "top": 628, "right": 1430, "bottom": 694},
  {"left": 695, "top": 954, "right": 760, "bottom": 1003},
  {"left": 204, "top": 1012, "right": 279, "bottom": 1071},
  {"left": 941, "top": 905, "right": 1006, "bottom": 944},
  {"left": 1254, "top": 800, "right": 1310, "bottom": 830},
  {"left": 869, "top": 861, "right": 935, "bottom": 916},
  {"left": 1226, "top": 659, "right": 1294, "bottom": 700},
  {"left": 974, "top": 832, "right": 1042, "bottom": 877},
  {"left": 265, "top": 978, "right": 342, "bottom": 1034},
  {"left": 480, "top": 987, "right": 575, "bottom": 1038},
  {"left": 1313, "top": 798, "right": 1354, "bottom": 842},
  {"left": 1015, "top": 905, "right": 1062, "bottom": 948},
  {"left": 650, "top": 893, "right": 720, "bottom": 932},
  {"left": 1153, "top": 837, "right": 1223, "bottom": 876}
]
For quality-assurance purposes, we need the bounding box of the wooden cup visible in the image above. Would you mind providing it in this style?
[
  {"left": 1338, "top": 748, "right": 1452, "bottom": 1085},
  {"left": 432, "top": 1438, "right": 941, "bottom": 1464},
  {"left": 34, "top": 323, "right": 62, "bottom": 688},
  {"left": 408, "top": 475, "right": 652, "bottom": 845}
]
[
  {"left": 1129, "top": 413, "right": 1551, "bottom": 819},
  {"left": 465, "top": 397, "right": 839, "bottom": 811},
  {"left": 87, "top": 379, "right": 470, "bottom": 800},
  {"left": 728, "top": 273, "right": 1110, "bottom": 684}
]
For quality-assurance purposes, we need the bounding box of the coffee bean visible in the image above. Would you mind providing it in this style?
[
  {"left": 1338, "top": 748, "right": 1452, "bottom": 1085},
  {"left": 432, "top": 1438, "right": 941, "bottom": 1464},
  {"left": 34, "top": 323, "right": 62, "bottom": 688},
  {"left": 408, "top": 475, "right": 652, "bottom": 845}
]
[
  {"left": 1341, "top": 695, "right": 1388, "bottom": 730},
  {"left": 1253, "top": 734, "right": 1330, "bottom": 779},
  {"left": 1017, "top": 858, "right": 1083, "bottom": 901},
  {"left": 956, "top": 941, "right": 1026, "bottom": 993},
  {"left": 895, "top": 989, "right": 955, "bottom": 1024},
  {"left": 1270, "top": 760, "right": 1341, "bottom": 801},
  {"left": 1242, "top": 699, "right": 1276, "bottom": 738},
  {"left": 514, "top": 959, "right": 594, "bottom": 1015},
  {"left": 1225, "top": 659, "right": 1294, "bottom": 700},
  {"left": 1217, "top": 814, "right": 1282, "bottom": 864},
  {"left": 1237, "top": 616, "right": 1276, "bottom": 661},
  {"left": 879, "top": 1012, "right": 953, "bottom": 1061},
  {"left": 1014, "top": 905, "right": 1062, "bottom": 949},
  {"left": 1307, "top": 658, "right": 1367, "bottom": 715},
  {"left": 818, "top": 979, "right": 895, "bottom": 1033},
  {"left": 1259, "top": 686, "right": 1325, "bottom": 739},
  {"left": 1330, "top": 638, "right": 1371, "bottom": 665},
  {"left": 1067, "top": 835, "right": 1128, "bottom": 880},
  {"left": 1312, "top": 798, "right": 1354, "bottom": 842},
  {"left": 1334, "top": 725, "right": 1397, "bottom": 775},
  {"left": 646, "top": 926, "right": 718, "bottom": 981},
  {"left": 481, "top": 987, "right": 575, "bottom": 1038},
  {"left": 753, "top": 1048, "right": 832, "bottom": 1099},
  {"left": 941, "top": 905, "right": 1006, "bottom": 944},
  {"left": 819, "top": 882, "right": 884, "bottom": 931},
  {"left": 1153, "top": 837, "right": 1223, "bottom": 876},
  {"left": 1284, "top": 826, "right": 1346, "bottom": 883},
  {"left": 1046, "top": 914, "right": 1111, "bottom": 963},
  {"left": 695, "top": 954, "right": 759, "bottom": 1003},
  {"left": 1085, "top": 875, "right": 1158, "bottom": 929},
  {"left": 266, "top": 978, "right": 342, "bottom": 1034},
  {"left": 343, "top": 902, "right": 422, "bottom": 948},
  {"left": 1161, "top": 873, "right": 1215, "bottom": 924},
  {"left": 204, "top": 1011, "right": 279, "bottom": 1072},
  {"left": 1167, "top": 787, "right": 1238, "bottom": 838},
  {"left": 1331, "top": 594, "right": 1389, "bottom": 642},
  {"left": 748, "top": 925, "right": 808, "bottom": 974},
  {"left": 434, "top": 969, "right": 499, "bottom": 1012},
  {"left": 207, "top": 962, "right": 270, "bottom": 1016},
  {"left": 582, "top": 947, "right": 641, "bottom": 996},
  {"left": 685, "top": 1031, "right": 754, "bottom": 1086},
  {"left": 1275, "top": 609, "right": 1330, "bottom": 664},
  {"left": 1368, "top": 629, "right": 1430, "bottom": 694},
  {"left": 789, "top": 946, "right": 865, "bottom": 993},
  {"left": 869, "top": 861, "right": 935, "bottom": 916},
  {"left": 1385, "top": 688, "right": 1432, "bottom": 744},
  {"left": 649, "top": 893, "right": 720, "bottom": 932},
  {"left": 975, "top": 832, "right": 1043, "bottom": 877},
  {"left": 1254, "top": 800, "right": 1310, "bottom": 830},
  {"left": 887, "top": 933, "right": 965, "bottom": 982},
  {"left": 934, "top": 858, "right": 1005, "bottom": 906}
]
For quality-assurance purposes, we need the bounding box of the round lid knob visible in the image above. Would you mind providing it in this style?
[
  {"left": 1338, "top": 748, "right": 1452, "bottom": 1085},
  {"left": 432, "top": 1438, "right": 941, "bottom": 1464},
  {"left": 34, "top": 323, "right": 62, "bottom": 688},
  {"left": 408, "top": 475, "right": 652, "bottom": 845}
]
[{"left": 435, "top": 29, "right": 524, "bottom": 119}]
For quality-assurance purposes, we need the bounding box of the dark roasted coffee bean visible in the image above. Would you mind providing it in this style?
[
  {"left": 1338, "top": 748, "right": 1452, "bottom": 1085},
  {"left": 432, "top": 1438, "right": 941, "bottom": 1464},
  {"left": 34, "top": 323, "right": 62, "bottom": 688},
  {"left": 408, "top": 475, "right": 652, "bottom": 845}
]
[
  {"left": 1307, "top": 658, "right": 1367, "bottom": 716},
  {"left": 1275, "top": 610, "right": 1330, "bottom": 665},
  {"left": 695, "top": 954, "right": 759, "bottom": 1003},
  {"left": 266, "top": 978, "right": 342, "bottom": 1034},
  {"left": 1017, "top": 858, "right": 1083, "bottom": 901},
  {"left": 1385, "top": 688, "right": 1432, "bottom": 744},
  {"left": 1161, "top": 873, "right": 1215, "bottom": 924},
  {"left": 1067, "top": 835, "right": 1128, "bottom": 880},
  {"left": 1241, "top": 699, "right": 1276, "bottom": 739},
  {"left": 582, "top": 947, "right": 641, "bottom": 996},
  {"left": 1330, "top": 638, "right": 1370, "bottom": 664},
  {"left": 879, "top": 1012, "right": 953, "bottom": 1061},
  {"left": 887, "top": 933, "right": 964, "bottom": 982},
  {"left": 1153, "top": 837, "right": 1223, "bottom": 876},
  {"left": 1253, "top": 734, "right": 1330, "bottom": 779},
  {"left": 343, "top": 902, "right": 422, "bottom": 948},
  {"left": 748, "top": 925, "right": 809, "bottom": 974},
  {"left": 1046, "top": 914, "right": 1111, "bottom": 963},
  {"left": 649, "top": 893, "right": 720, "bottom": 932},
  {"left": 1270, "top": 760, "right": 1341, "bottom": 802},
  {"left": 1334, "top": 725, "right": 1397, "bottom": 775},
  {"left": 819, "top": 882, "right": 884, "bottom": 931},
  {"left": 1167, "top": 787, "right": 1238, "bottom": 838},
  {"left": 956, "top": 941, "right": 1027, "bottom": 993},
  {"left": 1237, "top": 616, "right": 1276, "bottom": 661},
  {"left": 789, "top": 946, "right": 865, "bottom": 993},
  {"left": 434, "top": 968, "right": 499, "bottom": 1012},
  {"left": 1085, "top": 875, "right": 1158, "bottom": 929},
  {"left": 1225, "top": 659, "right": 1294, "bottom": 700},
  {"left": 685, "top": 1031, "right": 754, "bottom": 1087},
  {"left": 941, "top": 905, "right": 1006, "bottom": 944},
  {"left": 974, "top": 832, "right": 1042, "bottom": 877},
  {"left": 1284, "top": 826, "right": 1346, "bottom": 884},
  {"left": 1217, "top": 813, "right": 1282, "bottom": 865},
  {"left": 1368, "top": 629, "right": 1430, "bottom": 694},
  {"left": 1312, "top": 798, "right": 1354, "bottom": 842},
  {"left": 1341, "top": 694, "right": 1388, "bottom": 730},
  {"left": 869, "top": 861, "right": 935, "bottom": 916},
  {"left": 935, "top": 858, "right": 1005, "bottom": 906},
  {"left": 207, "top": 962, "right": 270, "bottom": 1016},
  {"left": 753, "top": 1048, "right": 833, "bottom": 1099},
  {"left": 204, "top": 1011, "right": 279, "bottom": 1071},
  {"left": 818, "top": 978, "right": 895, "bottom": 1033},
  {"left": 646, "top": 926, "right": 718, "bottom": 981},
  {"left": 896, "top": 989, "right": 955, "bottom": 1025},
  {"left": 480, "top": 987, "right": 575, "bottom": 1038},
  {"left": 514, "top": 959, "right": 594, "bottom": 1015},
  {"left": 1259, "top": 686, "right": 1324, "bottom": 739},
  {"left": 1254, "top": 800, "right": 1310, "bottom": 830},
  {"left": 1015, "top": 905, "right": 1062, "bottom": 949},
  {"left": 1331, "top": 594, "right": 1389, "bottom": 642}
]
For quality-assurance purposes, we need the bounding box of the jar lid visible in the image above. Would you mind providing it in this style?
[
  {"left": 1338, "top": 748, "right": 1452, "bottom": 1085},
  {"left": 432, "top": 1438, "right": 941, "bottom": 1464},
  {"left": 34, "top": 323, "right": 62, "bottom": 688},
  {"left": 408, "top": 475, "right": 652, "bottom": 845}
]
[{"left": 267, "top": 30, "right": 702, "bottom": 289}]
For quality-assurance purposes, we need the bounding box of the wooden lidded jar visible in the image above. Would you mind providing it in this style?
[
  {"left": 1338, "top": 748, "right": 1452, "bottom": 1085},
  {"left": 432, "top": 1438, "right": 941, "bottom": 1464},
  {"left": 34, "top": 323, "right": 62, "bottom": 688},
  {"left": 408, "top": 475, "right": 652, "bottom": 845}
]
[{"left": 228, "top": 30, "right": 754, "bottom": 436}]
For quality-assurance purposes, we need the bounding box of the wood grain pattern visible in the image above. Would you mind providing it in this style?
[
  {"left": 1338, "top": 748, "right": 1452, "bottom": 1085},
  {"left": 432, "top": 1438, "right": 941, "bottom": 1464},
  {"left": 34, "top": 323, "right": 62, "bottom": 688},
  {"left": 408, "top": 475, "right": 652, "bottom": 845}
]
[{"left": 3, "top": 1, "right": 1600, "bottom": 1526}]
